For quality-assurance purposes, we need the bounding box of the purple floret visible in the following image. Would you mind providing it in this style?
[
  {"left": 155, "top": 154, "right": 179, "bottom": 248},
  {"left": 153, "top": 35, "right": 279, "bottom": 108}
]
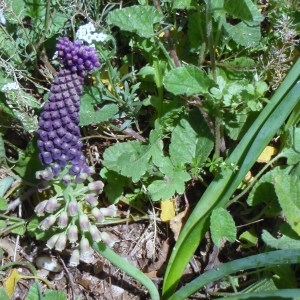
[
  {"left": 56, "top": 37, "right": 100, "bottom": 77},
  {"left": 36, "top": 37, "right": 100, "bottom": 181}
]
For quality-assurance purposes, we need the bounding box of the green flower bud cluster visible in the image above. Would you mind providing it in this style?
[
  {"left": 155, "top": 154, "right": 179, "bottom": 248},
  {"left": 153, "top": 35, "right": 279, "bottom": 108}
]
[{"left": 34, "top": 178, "right": 117, "bottom": 266}]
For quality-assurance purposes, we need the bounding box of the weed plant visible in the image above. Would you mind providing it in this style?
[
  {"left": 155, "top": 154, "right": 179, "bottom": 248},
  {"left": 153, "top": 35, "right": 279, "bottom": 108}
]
[{"left": 0, "top": 0, "right": 299, "bottom": 299}]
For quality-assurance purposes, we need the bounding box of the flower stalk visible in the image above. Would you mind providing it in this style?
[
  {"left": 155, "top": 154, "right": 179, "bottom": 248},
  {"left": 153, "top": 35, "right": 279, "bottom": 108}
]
[{"left": 34, "top": 37, "right": 117, "bottom": 265}]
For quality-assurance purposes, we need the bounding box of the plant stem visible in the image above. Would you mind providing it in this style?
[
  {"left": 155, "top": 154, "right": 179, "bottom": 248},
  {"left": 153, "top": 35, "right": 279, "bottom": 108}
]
[
  {"left": 205, "top": 0, "right": 224, "bottom": 156},
  {"left": 153, "top": 0, "right": 180, "bottom": 67}
]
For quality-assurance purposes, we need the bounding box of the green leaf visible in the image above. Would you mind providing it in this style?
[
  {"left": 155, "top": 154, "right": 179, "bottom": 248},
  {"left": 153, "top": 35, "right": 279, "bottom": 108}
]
[
  {"left": 10, "top": 223, "right": 26, "bottom": 235},
  {"left": 246, "top": 167, "right": 282, "bottom": 216},
  {"left": 164, "top": 66, "right": 215, "bottom": 96},
  {"left": 274, "top": 171, "right": 300, "bottom": 235},
  {"left": 0, "top": 220, "right": 7, "bottom": 231},
  {"left": 0, "top": 288, "right": 10, "bottom": 300},
  {"left": 103, "top": 141, "right": 151, "bottom": 182},
  {"left": 4, "top": 90, "right": 39, "bottom": 132},
  {"left": 0, "top": 29, "right": 21, "bottom": 63},
  {"left": 218, "top": 290, "right": 300, "bottom": 300},
  {"left": 5, "top": 0, "right": 26, "bottom": 22},
  {"left": 210, "top": 207, "right": 236, "bottom": 248},
  {"left": 188, "top": 12, "right": 205, "bottom": 51},
  {"left": 103, "top": 129, "right": 163, "bottom": 183},
  {"left": 173, "top": 0, "right": 197, "bottom": 10},
  {"left": 0, "top": 198, "right": 8, "bottom": 211},
  {"left": 148, "top": 157, "right": 190, "bottom": 201},
  {"left": 169, "top": 109, "right": 214, "bottom": 166},
  {"left": 224, "top": 0, "right": 263, "bottom": 22},
  {"left": 281, "top": 127, "right": 300, "bottom": 165},
  {"left": 25, "top": 283, "right": 40, "bottom": 300},
  {"left": 13, "top": 140, "right": 42, "bottom": 183},
  {"left": 13, "top": 110, "right": 38, "bottom": 133},
  {"left": 223, "top": 21, "right": 261, "bottom": 47},
  {"left": 79, "top": 93, "right": 119, "bottom": 126},
  {"left": 262, "top": 230, "right": 300, "bottom": 250},
  {"left": 107, "top": 5, "right": 164, "bottom": 38},
  {"left": 100, "top": 168, "right": 129, "bottom": 203},
  {"left": 43, "top": 290, "right": 66, "bottom": 300},
  {"left": 239, "top": 230, "right": 258, "bottom": 248},
  {"left": 241, "top": 278, "right": 277, "bottom": 293}
]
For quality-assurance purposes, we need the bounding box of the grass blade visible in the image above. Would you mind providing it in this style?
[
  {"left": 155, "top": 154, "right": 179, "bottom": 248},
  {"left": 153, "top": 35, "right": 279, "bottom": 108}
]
[
  {"left": 218, "top": 289, "right": 300, "bottom": 300},
  {"left": 169, "top": 249, "right": 300, "bottom": 299},
  {"left": 92, "top": 241, "right": 160, "bottom": 300},
  {"left": 162, "top": 59, "right": 300, "bottom": 298}
]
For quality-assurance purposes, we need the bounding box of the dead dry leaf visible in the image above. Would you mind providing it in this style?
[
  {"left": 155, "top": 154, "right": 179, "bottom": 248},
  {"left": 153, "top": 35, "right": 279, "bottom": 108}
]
[
  {"left": 170, "top": 207, "right": 189, "bottom": 241},
  {"left": 160, "top": 199, "right": 175, "bottom": 222},
  {"left": 4, "top": 268, "right": 21, "bottom": 297},
  {"left": 257, "top": 145, "right": 278, "bottom": 163}
]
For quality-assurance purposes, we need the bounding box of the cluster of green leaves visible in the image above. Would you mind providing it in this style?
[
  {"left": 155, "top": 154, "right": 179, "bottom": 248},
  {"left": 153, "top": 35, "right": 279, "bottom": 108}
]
[{"left": 92, "top": 0, "right": 272, "bottom": 205}]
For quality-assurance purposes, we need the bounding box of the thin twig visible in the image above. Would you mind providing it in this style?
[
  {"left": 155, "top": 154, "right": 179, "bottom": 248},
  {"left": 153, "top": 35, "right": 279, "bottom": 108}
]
[{"left": 58, "top": 256, "right": 77, "bottom": 300}]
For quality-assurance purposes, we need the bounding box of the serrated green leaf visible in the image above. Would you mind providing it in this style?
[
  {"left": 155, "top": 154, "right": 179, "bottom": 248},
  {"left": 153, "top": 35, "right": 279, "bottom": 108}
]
[
  {"left": 223, "top": 21, "right": 261, "bottom": 47},
  {"left": 262, "top": 230, "right": 300, "bottom": 250},
  {"left": 169, "top": 109, "right": 214, "bottom": 166},
  {"left": 224, "top": 0, "right": 263, "bottom": 22},
  {"left": 274, "top": 170, "right": 300, "bottom": 235},
  {"left": 164, "top": 66, "right": 215, "bottom": 96},
  {"left": 103, "top": 141, "right": 151, "bottom": 182},
  {"left": 210, "top": 207, "right": 236, "bottom": 248},
  {"left": 107, "top": 5, "right": 163, "bottom": 38},
  {"left": 103, "top": 129, "right": 163, "bottom": 182},
  {"left": 79, "top": 93, "right": 119, "bottom": 126},
  {"left": 148, "top": 157, "right": 190, "bottom": 201}
]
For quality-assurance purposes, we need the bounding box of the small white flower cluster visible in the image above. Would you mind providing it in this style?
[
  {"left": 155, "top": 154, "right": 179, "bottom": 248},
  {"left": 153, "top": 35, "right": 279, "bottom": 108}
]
[
  {"left": 0, "top": 8, "right": 6, "bottom": 26},
  {"left": 76, "top": 22, "right": 108, "bottom": 44},
  {"left": 1, "top": 82, "right": 20, "bottom": 92}
]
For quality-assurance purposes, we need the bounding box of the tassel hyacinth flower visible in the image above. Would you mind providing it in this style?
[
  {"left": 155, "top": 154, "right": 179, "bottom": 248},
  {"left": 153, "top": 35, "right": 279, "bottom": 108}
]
[{"left": 34, "top": 37, "right": 117, "bottom": 265}]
